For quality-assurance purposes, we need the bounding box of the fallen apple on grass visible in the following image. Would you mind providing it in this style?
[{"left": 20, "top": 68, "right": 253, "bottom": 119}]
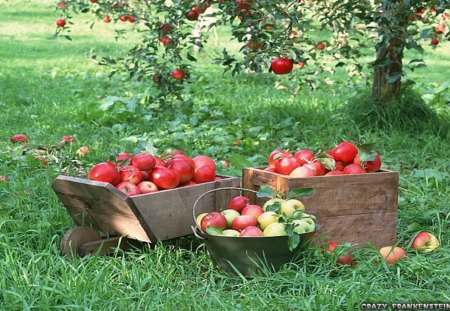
[
  {"left": 327, "top": 242, "right": 355, "bottom": 266},
  {"left": 10, "top": 134, "right": 29, "bottom": 143},
  {"left": 379, "top": 246, "right": 407, "bottom": 264},
  {"left": 410, "top": 231, "right": 440, "bottom": 253}
]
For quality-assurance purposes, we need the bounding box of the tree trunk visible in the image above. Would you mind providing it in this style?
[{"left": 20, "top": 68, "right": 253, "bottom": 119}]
[{"left": 372, "top": 40, "right": 404, "bottom": 104}]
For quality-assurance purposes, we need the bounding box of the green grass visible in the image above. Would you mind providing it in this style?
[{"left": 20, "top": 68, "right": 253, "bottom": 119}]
[{"left": 1, "top": 1, "right": 450, "bottom": 309}]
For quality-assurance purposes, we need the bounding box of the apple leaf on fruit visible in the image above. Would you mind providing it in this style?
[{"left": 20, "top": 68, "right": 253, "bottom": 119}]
[
  {"left": 257, "top": 186, "right": 275, "bottom": 198},
  {"left": 285, "top": 223, "right": 300, "bottom": 251},
  {"left": 265, "top": 201, "right": 281, "bottom": 214},
  {"left": 206, "top": 226, "right": 223, "bottom": 236},
  {"left": 287, "top": 188, "right": 314, "bottom": 199}
]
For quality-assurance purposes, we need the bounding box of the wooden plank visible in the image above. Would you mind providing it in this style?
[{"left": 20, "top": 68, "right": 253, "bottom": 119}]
[
  {"left": 52, "top": 176, "right": 153, "bottom": 242},
  {"left": 131, "top": 176, "right": 241, "bottom": 241}
]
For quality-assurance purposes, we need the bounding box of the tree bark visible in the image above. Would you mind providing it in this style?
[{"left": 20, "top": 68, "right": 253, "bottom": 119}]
[{"left": 372, "top": 40, "right": 404, "bottom": 104}]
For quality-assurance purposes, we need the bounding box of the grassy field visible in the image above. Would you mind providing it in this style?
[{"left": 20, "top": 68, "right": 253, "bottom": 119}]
[{"left": 1, "top": 1, "right": 450, "bottom": 310}]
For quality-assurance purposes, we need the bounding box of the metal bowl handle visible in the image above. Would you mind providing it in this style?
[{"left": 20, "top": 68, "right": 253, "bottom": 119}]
[{"left": 191, "top": 187, "right": 260, "bottom": 237}]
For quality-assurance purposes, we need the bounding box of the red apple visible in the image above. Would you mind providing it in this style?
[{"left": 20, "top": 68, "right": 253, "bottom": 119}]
[
  {"left": 154, "top": 157, "right": 166, "bottom": 167},
  {"left": 159, "top": 37, "right": 174, "bottom": 47},
  {"left": 354, "top": 153, "right": 382, "bottom": 173},
  {"left": 116, "top": 182, "right": 141, "bottom": 196},
  {"left": 120, "top": 166, "right": 143, "bottom": 184},
  {"left": 201, "top": 212, "right": 228, "bottom": 232},
  {"left": 327, "top": 242, "right": 355, "bottom": 266},
  {"left": 60, "top": 135, "right": 74, "bottom": 143},
  {"left": 186, "top": 9, "right": 199, "bottom": 21},
  {"left": 317, "top": 42, "right": 325, "bottom": 50},
  {"left": 229, "top": 196, "right": 249, "bottom": 212},
  {"left": 141, "top": 170, "right": 151, "bottom": 181},
  {"left": 294, "top": 149, "right": 314, "bottom": 165},
  {"left": 159, "top": 23, "right": 173, "bottom": 35},
  {"left": 241, "top": 204, "right": 264, "bottom": 219},
  {"left": 264, "top": 167, "right": 277, "bottom": 173},
  {"left": 103, "top": 16, "right": 111, "bottom": 23},
  {"left": 325, "top": 170, "right": 344, "bottom": 176},
  {"left": 240, "top": 226, "right": 263, "bottom": 237},
  {"left": 131, "top": 153, "right": 156, "bottom": 171},
  {"left": 180, "top": 180, "right": 197, "bottom": 187},
  {"left": 268, "top": 149, "right": 291, "bottom": 168},
  {"left": 127, "top": 16, "right": 135, "bottom": 23},
  {"left": 119, "top": 15, "right": 128, "bottom": 22},
  {"left": 88, "top": 162, "right": 121, "bottom": 185},
  {"left": 304, "top": 161, "right": 325, "bottom": 176},
  {"left": 10, "top": 134, "right": 28, "bottom": 143},
  {"left": 116, "top": 152, "right": 132, "bottom": 165},
  {"left": 342, "top": 163, "right": 366, "bottom": 175},
  {"left": 167, "top": 157, "right": 195, "bottom": 184},
  {"left": 271, "top": 58, "right": 293, "bottom": 75},
  {"left": 219, "top": 160, "right": 230, "bottom": 168},
  {"left": 410, "top": 231, "right": 440, "bottom": 253},
  {"left": 332, "top": 141, "right": 358, "bottom": 164},
  {"left": 275, "top": 156, "right": 300, "bottom": 175},
  {"left": 151, "top": 166, "right": 180, "bottom": 189},
  {"left": 193, "top": 164, "right": 215, "bottom": 183},
  {"left": 171, "top": 69, "right": 186, "bottom": 80},
  {"left": 379, "top": 246, "right": 407, "bottom": 264},
  {"left": 431, "top": 38, "right": 439, "bottom": 46},
  {"left": 232, "top": 215, "right": 258, "bottom": 231},
  {"left": 193, "top": 155, "right": 216, "bottom": 170},
  {"left": 137, "top": 181, "right": 158, "bottom": 194},
  {"left": 56, "top": 18, "right": 66, "bottom": 27}
]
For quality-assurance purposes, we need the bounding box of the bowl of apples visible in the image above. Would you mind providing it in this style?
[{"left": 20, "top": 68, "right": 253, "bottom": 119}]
[{"left": 192, "top": 187, "right": 319, "bottom": 276}]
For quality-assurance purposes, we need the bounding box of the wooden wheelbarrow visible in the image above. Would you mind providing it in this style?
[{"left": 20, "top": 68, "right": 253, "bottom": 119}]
[{"left": 52, "top": 175, "right": 240, "bottom": 258}]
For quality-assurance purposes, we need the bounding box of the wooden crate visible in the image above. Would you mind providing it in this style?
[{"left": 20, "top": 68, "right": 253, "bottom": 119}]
[
  {"left": 52, "top": 175, "right": 240, "bottom": 243},
  {"left": 242, "top": 167, "right": 399, "bottom": 248}
]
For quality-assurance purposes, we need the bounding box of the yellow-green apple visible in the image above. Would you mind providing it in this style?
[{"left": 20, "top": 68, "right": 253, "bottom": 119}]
[
  {"left": 231, "top": 215, "right": 257, "bottom": 231},
  {"left": 257, "top": 211, "right": 279, "bottom": 230},
  {"left": 229, "top": 196, "right": 249, "bottom": 212},
  {"left": 221, "top": 209, "right": 240, "bottom": 228},
  {"left": 280, "top": 199, "right": 305, "bottom": 216},
  {"left": 411, "top": 232, "right": 440, "bottom": 253},
  {"left": 116, "top": 182, "right": 141, "bottom": 196},
  {"left": 241, "top": 204, "right": 264, "bottom": 219},
  {"left": 196, "top": 213, "right": 208, "bottom": 226},
  {"left": 379, "top": 246, "right": 407, "bottom": 264},
  {"left": 301, "top": 213, "right": 316, "bottom": 221},
  {"left": 240, "top": 226, "right": 263, "bottom": 237},
  {"left": 263, "top": 198, "right": 285, "bottom": 211},
  {"left": 200, "top": 212, "right": 228, "bottom": 232},
  {"left": 263, "top": 222, "right": 287, "bottom": 236},
  {"left": 137, "top": 181, "right": 158, "bottom": 194},
  {"left": 222, "top": 229, "right": 240, "bottom": 237},
  {"left": 293, "top": 218, "right": 315, "bottom": 233}
]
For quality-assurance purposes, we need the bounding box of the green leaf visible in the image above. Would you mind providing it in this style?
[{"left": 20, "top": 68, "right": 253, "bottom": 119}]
[
  {"left": 265, "top": 201, "right": 281, "bottom": 213},
  {"left": 287, "top": 188, "right": 314, "bottom": 199},
  {"left": 206, "top": 226, "right": 223, "bottom": 236},
  {"left": 287, "top": 233, "right": 300, "bottom": 251},
  {"left": 257, "top": 186, "right": 275, "bottom": 198}
]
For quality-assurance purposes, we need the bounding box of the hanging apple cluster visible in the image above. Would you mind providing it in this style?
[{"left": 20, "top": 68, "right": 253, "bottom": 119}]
[
  {"left": 266, "top": 141, "right": 382, "bottom": 177},
  {"left": 53, "top": 1, "right": 450, "bottom": 103},
  {"left": 87, "top": 149, "right": 219, "bottom": 196}
]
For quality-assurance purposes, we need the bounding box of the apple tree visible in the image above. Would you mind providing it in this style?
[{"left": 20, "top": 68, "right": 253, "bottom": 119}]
[{"left": 54, "top": 0, "right": 450, "bottom": 105}]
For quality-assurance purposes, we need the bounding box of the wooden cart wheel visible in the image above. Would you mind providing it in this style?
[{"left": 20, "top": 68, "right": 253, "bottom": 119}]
[{"left": 60, "top": 226, "right": 101, "bottom": 258}]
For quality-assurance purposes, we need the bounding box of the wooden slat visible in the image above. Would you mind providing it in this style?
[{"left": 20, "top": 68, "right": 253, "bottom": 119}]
[
  {"left": 130, "top": 176, "right": 240, "bottom": 241},
  {"left": 52, "top": 176, "right": 153, "bottom": 242}
]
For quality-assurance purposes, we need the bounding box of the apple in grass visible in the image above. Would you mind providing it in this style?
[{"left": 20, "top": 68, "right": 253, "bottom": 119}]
[
  {"left": 120, "top": 166, "right": 143, "bottom": 184},
  {"left": 10, "top": 134, "right": 29, "bottom": 143},
  {"left": 151, "top": 166, "right": 180, "bottom": 189},
  {"left": 76, "top": 146, "right": 90, "bottom": 157},
  {"left": 229, "top": 196, "right": 249, "bottom": 213},
  {"left": 263, "top": 222, "right": 287, "bottom": 236},
  {"left": 200, "top": 212, "right": 228, "bottom": 232},
  {"left": 379, "top": 246, "right": 407, "bottom": 264},
  {"left": 411, "top": 232, "right": 440, "bottom": 253},
  {"left": 116, "top": 182, "right": 141, "bottom": 196},
  {"left": 221, "top": 209, "right": 240, "bottom": 228},
  {"left": 327, "top": 242, "right": 355, "bottom": 266},
  {"left": 240, "top": 226, "right": 263, "bottom": 237},
  {"left": 60, "top": 135, "right": 74, "bottom": 143},
  {"left": 232, "top": 215, "right": 257, "bottom": 231},
  {"left": 257, "top": 211, "right": 279, "bottom": 230},
  {"left": 137, "top": 181, "right": 158, "bottom": 194}
]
